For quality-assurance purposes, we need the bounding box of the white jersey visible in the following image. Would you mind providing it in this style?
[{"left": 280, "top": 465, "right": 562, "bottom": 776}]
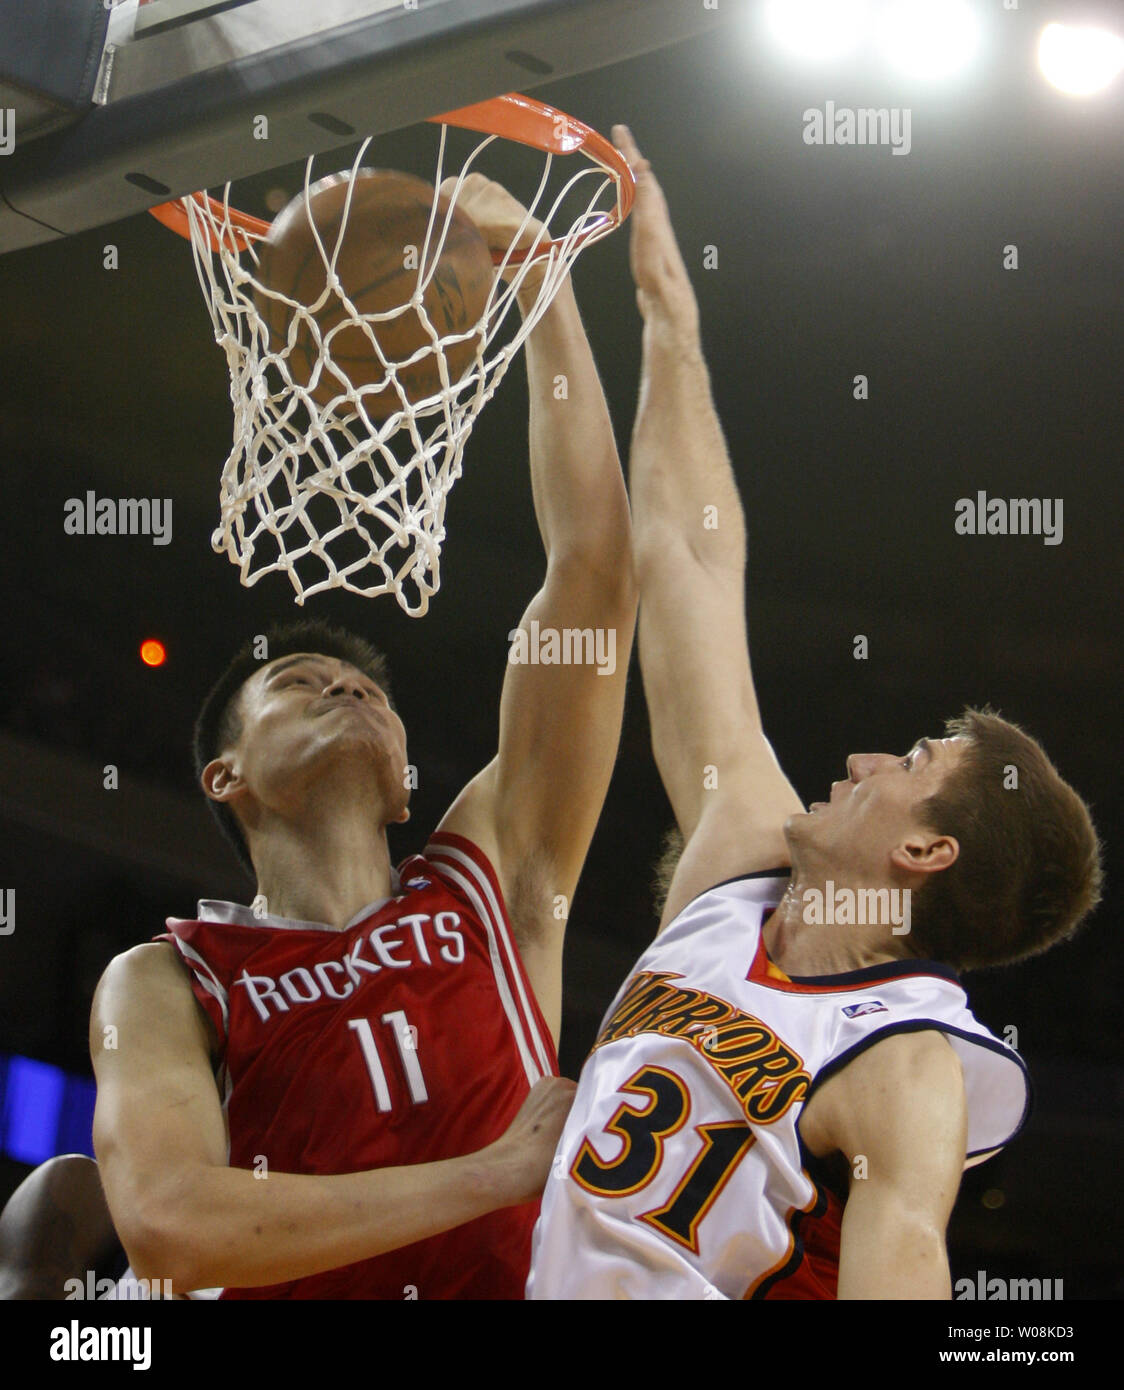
[{"left": 528, "top": 872, "right": 1029, "bottom": 1300}]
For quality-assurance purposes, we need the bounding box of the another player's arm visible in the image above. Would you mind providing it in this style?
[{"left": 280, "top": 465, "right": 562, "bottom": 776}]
[
  {"left": 437, "top": 177, "right": 637, "bottom": 1037},
  {"left": 613, "top": 127, "right": 803, "bottom": 927},
  {"left": 91, "top": 943, "right": 574, "bottom": 1295},
  {"left": 0, "top": 1155, "right": 122, "bottom": 1300},
  {"left": 808, "top": 1032, "right": 968, "bottom": 1299}
]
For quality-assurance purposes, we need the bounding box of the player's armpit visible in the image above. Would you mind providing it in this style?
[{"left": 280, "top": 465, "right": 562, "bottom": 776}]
[
  {"left": 808, "top": 1031, "right": 968, "bottom": 1300},
  {"left": 656, "top": 737, "right": 800, "bottom": 929}
]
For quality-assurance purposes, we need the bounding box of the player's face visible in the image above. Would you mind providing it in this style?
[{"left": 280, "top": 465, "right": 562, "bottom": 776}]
[
  {"left": 787, "top": 735, "right": 965, "bottom": 882},
  {"left": 230, "top": 652, "right": 409, "bottom": 822}
]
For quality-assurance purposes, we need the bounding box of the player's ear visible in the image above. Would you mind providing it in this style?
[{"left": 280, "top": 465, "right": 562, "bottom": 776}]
[
  {"left": 201, "top": 757, "right": 243, "bottom": 805},
  {"left": 890, "top": 833, "right": 958, "bottom": 877}
]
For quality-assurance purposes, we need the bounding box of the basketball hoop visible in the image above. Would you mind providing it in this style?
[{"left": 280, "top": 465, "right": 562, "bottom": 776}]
[{"left": 149, "top": 94, "right": 635, "bottom": 614}]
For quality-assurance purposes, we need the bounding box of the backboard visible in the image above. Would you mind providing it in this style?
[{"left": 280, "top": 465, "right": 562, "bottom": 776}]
[{"left": 0, "top": 0, "right": 730, "bottom": 255}]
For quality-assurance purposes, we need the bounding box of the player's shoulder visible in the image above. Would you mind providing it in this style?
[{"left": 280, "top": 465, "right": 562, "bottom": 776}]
[
  {"left": 837, "top": 1027, "right": 965, "bottom": 1097},
  {"left": 412, "top": 831, "right": 507, "bottom": 903},
  {"left": 658, "top": 800, "right": 792, "bottom": 929},
  {"left": 686, "top": 867, "right": 791, "bottom": 907},
  {"left": 808, "top": 1029, "right": 966, "bottom": 1157},
  {"left": 395, "top": 850, "right": 443, "bottom": 889},
  {"left": 91, "top": 941, "right": 216, "bottom": 1065},
  {"left": 93, "top": 941, "right": 194, "bottom": 1018},
  {"left": 660, "top": 866, "right": 790, "bottom": 938},
  {"left": 97, "top": 940, "right": 181, "bottom": 988}
]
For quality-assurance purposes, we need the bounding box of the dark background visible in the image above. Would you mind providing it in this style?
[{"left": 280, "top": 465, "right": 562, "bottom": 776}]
[{"left": 1, "top": 1, "right": 1121, "bottom": 1296}]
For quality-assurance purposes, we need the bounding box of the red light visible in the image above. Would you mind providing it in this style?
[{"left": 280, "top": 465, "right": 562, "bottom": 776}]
[{"left": 140, "top": 639, "right": 166, "bottom": 668}]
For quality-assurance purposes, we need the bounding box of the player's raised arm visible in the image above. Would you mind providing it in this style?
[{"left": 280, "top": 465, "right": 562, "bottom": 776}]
[
  {"left": 613, "top": 126, "right": 803, "bottom": 925},
  {"left": 92, "top": 944, "right": 574, "bottom": 1295},
  {"left": 436, "top": 176, "right": 637, "bottom": 1040}
]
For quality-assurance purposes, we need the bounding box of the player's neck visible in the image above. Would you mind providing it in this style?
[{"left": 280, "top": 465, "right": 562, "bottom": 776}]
[
  {"left": 763, "top": 877, "right": 910, "bottom": 978},
  {"left": 248, "top": 811, "right": 397, "bottom": 931}
]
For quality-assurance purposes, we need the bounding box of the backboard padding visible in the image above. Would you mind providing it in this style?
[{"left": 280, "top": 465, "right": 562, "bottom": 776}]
[{"left": 0, "top": 0, "right": 735, "bottom": 254}]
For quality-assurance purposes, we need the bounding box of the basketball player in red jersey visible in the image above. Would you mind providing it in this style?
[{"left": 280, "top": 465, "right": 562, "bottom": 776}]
[
  {"left": 526, "top": 129, "right": 1102, "bottom": 1299},
  {"left": 89, "top": 177, "right": 637, "bottom": 1299}
]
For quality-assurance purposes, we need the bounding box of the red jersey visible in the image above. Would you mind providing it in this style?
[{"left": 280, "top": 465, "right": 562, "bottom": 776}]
[{"left": 155, "top": 832, "right": 557, "bottom": 1299}]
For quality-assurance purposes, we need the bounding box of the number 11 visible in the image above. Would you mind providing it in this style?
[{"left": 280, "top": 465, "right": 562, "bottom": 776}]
[{"left": 348, "top": 1011, "right": 429, "bottom": 1112}]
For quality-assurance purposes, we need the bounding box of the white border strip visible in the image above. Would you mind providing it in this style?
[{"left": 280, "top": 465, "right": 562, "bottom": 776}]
[
  {"left": 170, "top": 936, "right": 231, "bottom": 1036},
  {"left": 427, "top": 841, "right": 553, "bottom": 1078},
  {"left": 423, "top": 847, "right": 542, "bottom": 1084}
]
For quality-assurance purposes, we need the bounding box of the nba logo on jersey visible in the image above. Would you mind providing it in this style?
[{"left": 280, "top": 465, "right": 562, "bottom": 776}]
[{"left": 841, "top": 1000, "right": 887, "bottom": 1017}]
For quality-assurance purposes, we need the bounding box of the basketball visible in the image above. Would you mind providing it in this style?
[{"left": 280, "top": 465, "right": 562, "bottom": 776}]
[{"left": 254, "top": 169, "right": 496, "bottom": 418}]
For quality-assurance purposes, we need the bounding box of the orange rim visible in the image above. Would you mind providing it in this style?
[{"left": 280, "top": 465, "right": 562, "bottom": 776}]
[{"left": 147, "top": 92, "right": 635, "bottom": 263}]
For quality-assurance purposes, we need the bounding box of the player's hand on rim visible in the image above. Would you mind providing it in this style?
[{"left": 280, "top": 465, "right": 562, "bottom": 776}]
[
  {"left": 612, "top": 124, "right": 700, "bottom": 339},
  {"left": 438, "top": 172, "right": 549, "bottom": 288}
]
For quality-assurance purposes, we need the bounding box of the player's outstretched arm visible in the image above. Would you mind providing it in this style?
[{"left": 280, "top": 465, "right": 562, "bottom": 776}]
[
  {"left": 436, "top": 175, "right": 637, "bottom": 1041},
  {"left": 91, "top": 944, "right": 575, "bottom": 1295},
  {"left": 808, "top": 1031, "right": 968, "bottom": 1299},
  {"left": 613, "top": 126, "right": 803, "bottom": 926}
]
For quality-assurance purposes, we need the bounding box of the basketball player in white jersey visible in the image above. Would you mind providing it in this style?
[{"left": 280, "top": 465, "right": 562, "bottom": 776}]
[{"left": 527, "top": 127, "right": 1102, "bottom": 1300}]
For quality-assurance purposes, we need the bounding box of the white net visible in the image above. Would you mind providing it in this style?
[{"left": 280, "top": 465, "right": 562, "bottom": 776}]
[{"left": 177, "top": 117, "right": 624, "bottom": 614}]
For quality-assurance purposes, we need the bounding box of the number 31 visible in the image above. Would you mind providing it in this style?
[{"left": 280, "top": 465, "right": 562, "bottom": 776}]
[{"left": 571, "top": 1065, "right": 754, "bottom": 1254}]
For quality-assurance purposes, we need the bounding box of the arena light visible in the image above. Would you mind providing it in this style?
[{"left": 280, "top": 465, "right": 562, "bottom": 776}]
[
  {"left": 140, "top": 638, "right": 166, "bottom": 667},
  {"left": 1038, "top": 23, "right": 1124, "bottom": 96},
  {"left": 1, "top": 1054, "right": 65, "bottom": 1165},
  {"left": 877, "top": 0, "right": 981, "bottom": 79},
  {"left": 0, "top": 1053, "right": 97, "bottom": 1164},
  {"left": 763, "top": 0, "right": 871, "bottom": 63}
]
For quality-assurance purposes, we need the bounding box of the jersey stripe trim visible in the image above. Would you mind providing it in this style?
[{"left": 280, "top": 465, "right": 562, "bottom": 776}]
[
  {"left": 748, "top": 933, "right": 965, "bottom": 993},
  {"left": 745, "top": 1182, "right": 828, "bottom": 1299},
  {"left": 786, "top": 958, "right": 962, "bottom": 988},
  {"left": 428, "top": 853, "right": 541, "bottom": 1085},
  {"left": 805, "top": 1018, "right": 1033, "bottom": 1156},
  {"left": 426, "top": 834, "right": 553, "bottom": 1078},
  {"left": 743, "top": 1212, "right": 800, "bottom": 1299},
  {"left": 164, "top": 933, "right": 230, "bottom": 1040},
  {"left": 423, "top": 838, "right": 548, "bottom": 1085}
]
